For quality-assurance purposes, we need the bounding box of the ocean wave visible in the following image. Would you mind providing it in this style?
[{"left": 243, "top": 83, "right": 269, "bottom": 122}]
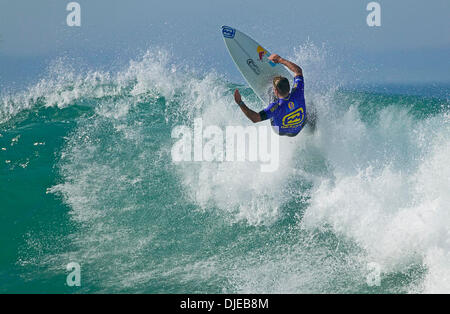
[{"left": 7, "top": 45, "right": 450, "bottom": 293}]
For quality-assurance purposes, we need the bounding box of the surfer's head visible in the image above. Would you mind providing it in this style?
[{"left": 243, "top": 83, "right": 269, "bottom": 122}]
[{"left": 273, "top": 76, "right": 290, "bottom": 98}]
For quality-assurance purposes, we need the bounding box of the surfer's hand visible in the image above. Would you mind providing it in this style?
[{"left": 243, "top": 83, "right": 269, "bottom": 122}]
[
  {"left": 234, "top": 89, "right": 242, "bottom": 104},
  {"left": 268, "top": 54, "right": 282, "bottom": 63}
]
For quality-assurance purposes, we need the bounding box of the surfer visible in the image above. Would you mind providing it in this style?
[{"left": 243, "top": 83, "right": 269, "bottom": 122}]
[{"left": 234, "top": 54, "right": 310, "bottom": 137}]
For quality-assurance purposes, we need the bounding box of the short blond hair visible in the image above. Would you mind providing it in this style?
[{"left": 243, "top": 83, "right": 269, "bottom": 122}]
[{"left": 273, "top": 76, "right": 290, "bottom": 97}]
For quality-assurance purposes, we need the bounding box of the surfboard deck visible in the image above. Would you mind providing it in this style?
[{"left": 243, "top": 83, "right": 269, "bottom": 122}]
[{"left": 221, "top": 25, "right": 292, "bottom": 106}]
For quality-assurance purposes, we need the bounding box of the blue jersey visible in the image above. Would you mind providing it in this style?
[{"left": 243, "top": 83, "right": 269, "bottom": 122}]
[{"left": 259, "top": 75, "right": 306, "bottom": 135}]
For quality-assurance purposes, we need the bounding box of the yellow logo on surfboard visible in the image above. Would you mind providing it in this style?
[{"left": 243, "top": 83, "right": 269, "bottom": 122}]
[
  {"left": 257, "top": 46, "right": 267, "bottom": 60},
  {"left": 257, "top": 46, "right": 276, "bottom": 67}
]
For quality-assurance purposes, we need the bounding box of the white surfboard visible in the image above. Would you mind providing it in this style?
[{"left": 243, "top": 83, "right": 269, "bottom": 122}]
[{"left": 221, "top": 25, "right": 292, "bottom": 106}]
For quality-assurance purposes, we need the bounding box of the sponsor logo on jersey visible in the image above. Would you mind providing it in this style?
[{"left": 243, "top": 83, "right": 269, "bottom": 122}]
[{"left": 282, "top": 107, "right": 304, "bottom": 128}]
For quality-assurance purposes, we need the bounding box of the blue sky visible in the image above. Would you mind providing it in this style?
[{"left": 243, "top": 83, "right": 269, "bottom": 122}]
[{"left": 0, "top": 0, "right": 449, "bottom": 87}]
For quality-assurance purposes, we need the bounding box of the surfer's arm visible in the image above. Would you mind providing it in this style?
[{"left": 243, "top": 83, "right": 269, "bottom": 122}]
[
  {"left": 234, "top": 89, "right": 262, "bottom": 123},
  {"left": 268, "top": 54, "right": 303, "bottom": 77},
  {"left": 239, "top": 103, "right": 262, "bottom": 123}
]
